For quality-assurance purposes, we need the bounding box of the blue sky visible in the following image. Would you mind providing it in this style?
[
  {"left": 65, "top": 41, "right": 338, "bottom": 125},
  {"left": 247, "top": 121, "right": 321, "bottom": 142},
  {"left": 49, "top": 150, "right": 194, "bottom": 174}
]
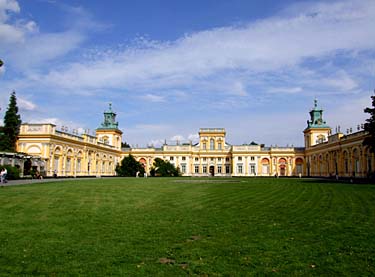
[{"left": 1, "top": 0, "right": 375, "bottom": 147}]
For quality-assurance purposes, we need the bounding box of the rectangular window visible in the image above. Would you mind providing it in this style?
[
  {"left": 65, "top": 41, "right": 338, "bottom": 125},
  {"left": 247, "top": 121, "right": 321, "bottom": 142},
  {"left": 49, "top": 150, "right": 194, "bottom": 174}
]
[
  {"left": 77, "top": 159, "right": 81, "bottom": 173},
  {"left": 211, "top": 158, "right": 214, "bottom": 162},
  {"left": 226, "top": 157, "right": 230, "bottom": 162},
  {"left": 238, "top": 157, "right": 242, "bottom": 161},
  {"left": 296, "top": 164, "right": 302, "bottom": 175},
  {"left": 54, "top": 156, "right": 59, "bottom": 172},
  {"left": 226, "top": 165, "right": 230, "bottom": 174},
  {"left": 218, "top": 165, "right": 222, "bottom": 173},
  {"left": 218, "top": 142, "right": 222, "bottom": 150},
  {"left": 210, "top": 139, "right": 215, "bottom": 150},
  {"left": 203, "top": 143, "right": 206, "bottom": 150},
  {"left": 203, "top": 165, "right": 207, "bottom": 173},
  {"left": 66, "top": 158, "right": 71, "bottom": 173},
  {"left": 262, "top": 165, "right": 269, "bottom": 174},
  {"left": 250, "top": 164, "right": 256, "bottom": 174},
  {"left": 237, "top": 165, "right": 243, "bottom": 174},
  {"left": 182, "top": 157, "right": 186, "bottom": 161},
  {"left": 170, "top": 157, "right": 174, "bottom": 161},
  {"left": 195, "top": 157, "right": 199, "bottom": 161},
  {"left": 181, "top": 164, "right": 186, "bottom": 173},
  {"left": 203, "top": 157, "right": 207, "bottom": 162},
  {"left": 218, "top": 157, "right": 221, "bottom": 162},
  {"left": 195, "top": 165, "right": 199, "bottom": 173},
  {"left": 251, "top": 156, "right": 255, "bottom": 161}
]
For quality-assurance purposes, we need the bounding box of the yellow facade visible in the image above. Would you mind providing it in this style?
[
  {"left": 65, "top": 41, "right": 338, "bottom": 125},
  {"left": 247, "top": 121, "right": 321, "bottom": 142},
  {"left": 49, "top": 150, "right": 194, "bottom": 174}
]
[
  {"left": 15, "top": 102, "right": 375, "bottom": 178},
  {"left": 17, "top": 123, "right": 121, "bottom": 177}
]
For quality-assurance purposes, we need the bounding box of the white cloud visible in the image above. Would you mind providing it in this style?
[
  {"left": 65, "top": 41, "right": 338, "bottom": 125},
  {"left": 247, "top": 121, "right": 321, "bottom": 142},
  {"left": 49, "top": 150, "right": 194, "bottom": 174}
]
[
  {"left": 0, "top": 1, "right": 38, "bottom": 46},
  {"left": 20, "top": 0, "right": 372, "bottom": 97},
  {"left": 170, "top": 135, "right": 184, "bottom": 141},
  {"left": 0, "top": 1, "right": 100, "bottom": 73},
  {"left": 8, "top": 31, "right": 85, "bottom": 70},
  {"left": 232, "top": 81, "right": 248, "bottom": 96},
  {"left": 141, "top": 94, "right": 166, "bottom": 103},
  {"left": 18, "top": 97, "right": 37, "bottom": 111},
  {"left": 322, "top": 70, "right": 358, "bottom": 91},
  {"left": 188, "top": 133, "right": 199, "bottom": 142},
  {"left": 1, "top": 0, "right": 374, "bottom": 148},
  {"left": 0, "top": 22, "right": 24, "bottom": 44},
  {"left": 268, "top": 87, "right": 303, "bottom": 94},
  {"left": 0, "top": 0, "right": 19, "bottom": 22}
]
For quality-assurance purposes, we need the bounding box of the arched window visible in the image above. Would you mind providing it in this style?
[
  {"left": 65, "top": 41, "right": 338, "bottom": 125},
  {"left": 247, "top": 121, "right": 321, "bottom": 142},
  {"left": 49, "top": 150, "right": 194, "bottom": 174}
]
[
  {"left": 261, "top": 158, "right": 270, "bottom": 175},
  {"left": 139, "top": 158, "right": 147, "bottom": 168},
  {"left": 295, "top": 158, "right": 303, "bottom": 175}
]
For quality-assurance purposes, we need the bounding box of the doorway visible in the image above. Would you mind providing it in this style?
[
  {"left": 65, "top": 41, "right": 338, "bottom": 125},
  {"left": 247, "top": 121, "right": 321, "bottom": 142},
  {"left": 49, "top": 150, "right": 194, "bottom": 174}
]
[
  {"left": 209, "top": 166, "right": 215, "bottom": 176},
  {"left": 279, "top": 165, "right": 286, "bottom": 176}
]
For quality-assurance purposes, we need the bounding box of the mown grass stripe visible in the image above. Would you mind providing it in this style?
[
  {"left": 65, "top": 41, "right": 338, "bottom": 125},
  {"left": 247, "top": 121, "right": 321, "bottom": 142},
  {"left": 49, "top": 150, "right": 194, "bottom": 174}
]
[{"left": 0, "top": 178, "right": 374, "bottom": 275}]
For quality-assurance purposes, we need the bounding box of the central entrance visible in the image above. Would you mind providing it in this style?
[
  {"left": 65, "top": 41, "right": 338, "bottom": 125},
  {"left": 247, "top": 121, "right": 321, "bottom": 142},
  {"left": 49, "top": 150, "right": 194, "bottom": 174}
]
[{"left": 209, "top": 166, "right": 215, "bottom": 176}]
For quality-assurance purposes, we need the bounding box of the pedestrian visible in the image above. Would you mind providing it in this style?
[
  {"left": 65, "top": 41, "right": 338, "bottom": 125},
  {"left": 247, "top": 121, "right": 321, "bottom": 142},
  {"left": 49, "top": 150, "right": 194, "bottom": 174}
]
[{"left": 1, "top": 168, "right": 7, "bottom": 183}]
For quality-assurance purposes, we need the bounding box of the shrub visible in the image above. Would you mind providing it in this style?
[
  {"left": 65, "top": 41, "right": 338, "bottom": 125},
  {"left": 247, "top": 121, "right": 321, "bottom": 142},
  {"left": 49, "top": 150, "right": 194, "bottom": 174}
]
[{"left": 2, "top": 165, "right": 21, "bottom": 180}]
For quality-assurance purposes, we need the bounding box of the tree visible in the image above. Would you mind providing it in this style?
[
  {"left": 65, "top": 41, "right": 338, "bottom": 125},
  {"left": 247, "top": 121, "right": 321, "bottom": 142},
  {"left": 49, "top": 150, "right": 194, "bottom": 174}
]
[
  {"left": 150, "top": 158, "right": 180, "bottom": 177},
  {"left": 0, "top": 59, "right": 3, "bottom": 67},
  {"left": 0, "top": 91, "right": 22, "bottom": 152},
  {"left": 115, "top": 154, "right": 145, "bottom": 177},
  {"left": 363, "top": 92, "right": 375, "bottom": 154}
]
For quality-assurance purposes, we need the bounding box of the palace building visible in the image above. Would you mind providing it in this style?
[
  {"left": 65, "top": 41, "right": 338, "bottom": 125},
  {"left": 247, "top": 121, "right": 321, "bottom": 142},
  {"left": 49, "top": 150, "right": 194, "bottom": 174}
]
[{"left": 14, "top": 100, "right": 375, "bottom": 178}]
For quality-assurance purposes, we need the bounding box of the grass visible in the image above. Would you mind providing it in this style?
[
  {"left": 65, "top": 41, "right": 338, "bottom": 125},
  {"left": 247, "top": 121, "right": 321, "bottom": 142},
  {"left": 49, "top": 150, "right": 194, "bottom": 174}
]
[{"left": 0, "top": 177, "right": 375, "bottom": 276}]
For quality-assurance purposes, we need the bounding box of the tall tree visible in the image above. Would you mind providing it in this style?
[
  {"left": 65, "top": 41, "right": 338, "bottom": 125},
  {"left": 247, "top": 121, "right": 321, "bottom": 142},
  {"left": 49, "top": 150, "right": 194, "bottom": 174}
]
[
  {"left": 363, "top": 92, "right": 375, "bottom": 153},
  {"left": 0, "top": 91, "right": 22, "bottom": 152},
  {"left": 115, "top": 154, "right": 145, "bottom": 177},
  {"left": 150, "top": 158, "right": 180, "bottom": 177}
]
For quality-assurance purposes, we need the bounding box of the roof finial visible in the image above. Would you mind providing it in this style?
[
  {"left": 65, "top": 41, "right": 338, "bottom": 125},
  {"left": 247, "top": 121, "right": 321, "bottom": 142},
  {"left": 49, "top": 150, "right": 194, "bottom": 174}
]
[
  {"left": 109, "top": 102, "right": 112, "bottom": 111},
  {"left": 314, "top": 98, "right": 318, "bottom": 109}
]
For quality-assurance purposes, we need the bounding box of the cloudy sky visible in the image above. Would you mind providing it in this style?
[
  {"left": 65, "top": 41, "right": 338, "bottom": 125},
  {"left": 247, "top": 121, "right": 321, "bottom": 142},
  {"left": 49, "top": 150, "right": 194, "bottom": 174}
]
[{"left": 0, "top": 0, "right": 374, "bottom": 147}]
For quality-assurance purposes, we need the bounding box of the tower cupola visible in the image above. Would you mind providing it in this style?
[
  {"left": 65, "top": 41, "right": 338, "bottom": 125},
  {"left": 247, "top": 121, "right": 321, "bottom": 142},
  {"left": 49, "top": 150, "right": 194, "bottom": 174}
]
[
  {"left": 303, "top": 99, "right": 331, "bottom": 148},
  {"left": 306, "top": 99, "right": 329, "bottom": 129},
  {"left": 96, "top": 103, "right": 123, "bottom": 149},
  {"left": 100, "top": 103, "right": 119, "bottom": 130}
]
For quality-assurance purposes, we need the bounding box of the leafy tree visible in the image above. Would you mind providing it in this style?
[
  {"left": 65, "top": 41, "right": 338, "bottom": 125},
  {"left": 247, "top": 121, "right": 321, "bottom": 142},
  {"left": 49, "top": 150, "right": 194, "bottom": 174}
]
[
  {"left": 0, "top": 59, "right": 3, "bottom": 67},
  {"left": 115, "top": 154, "right": 145, "bottom": 177},
  {"left": 363, "top": 93, "right": 375, "bottom": 154},
  {"left": 150, "top": 158, "right": 180, "bottom": 177},
  {"left": 0, "top": 91, "right": 22, "bottom": 152}
]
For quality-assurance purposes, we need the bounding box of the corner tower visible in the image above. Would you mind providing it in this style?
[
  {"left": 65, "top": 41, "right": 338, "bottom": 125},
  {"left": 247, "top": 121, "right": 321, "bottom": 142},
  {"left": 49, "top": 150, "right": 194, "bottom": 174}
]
[
  {"left": 303, "top": 99, "right": 331, "bottom": 148},
  {"left": 96, "top": 103, "right": 123, "bottom": 150}
]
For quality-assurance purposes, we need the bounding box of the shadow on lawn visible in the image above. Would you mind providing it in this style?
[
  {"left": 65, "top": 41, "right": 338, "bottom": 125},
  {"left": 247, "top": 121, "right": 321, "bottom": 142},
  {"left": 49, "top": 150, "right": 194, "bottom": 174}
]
[{"left": 300, "top": 176, "right": 375, "bottom": 185}]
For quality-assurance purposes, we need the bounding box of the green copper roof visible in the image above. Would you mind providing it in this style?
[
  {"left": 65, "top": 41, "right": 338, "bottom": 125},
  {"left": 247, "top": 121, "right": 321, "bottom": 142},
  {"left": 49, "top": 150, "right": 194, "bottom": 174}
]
[
  {"left": 97, "top": 103, "right": 120, "bottom": 130},
  {"left": 305, "top": 99, "right": 330, "bottom": 129}
]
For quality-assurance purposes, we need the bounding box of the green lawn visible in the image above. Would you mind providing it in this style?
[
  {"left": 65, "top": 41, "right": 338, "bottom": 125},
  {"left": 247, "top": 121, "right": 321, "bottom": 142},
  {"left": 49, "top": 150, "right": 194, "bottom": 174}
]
[{"left": 0, "top": 178, "right": 374, "bottom": 276}]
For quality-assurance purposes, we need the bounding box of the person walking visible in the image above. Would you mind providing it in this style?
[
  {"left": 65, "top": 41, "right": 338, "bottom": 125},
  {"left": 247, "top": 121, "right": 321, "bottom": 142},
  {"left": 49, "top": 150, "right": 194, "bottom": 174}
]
[{"left": 0, "top": 168, "right": 7, "bottom": 183}]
